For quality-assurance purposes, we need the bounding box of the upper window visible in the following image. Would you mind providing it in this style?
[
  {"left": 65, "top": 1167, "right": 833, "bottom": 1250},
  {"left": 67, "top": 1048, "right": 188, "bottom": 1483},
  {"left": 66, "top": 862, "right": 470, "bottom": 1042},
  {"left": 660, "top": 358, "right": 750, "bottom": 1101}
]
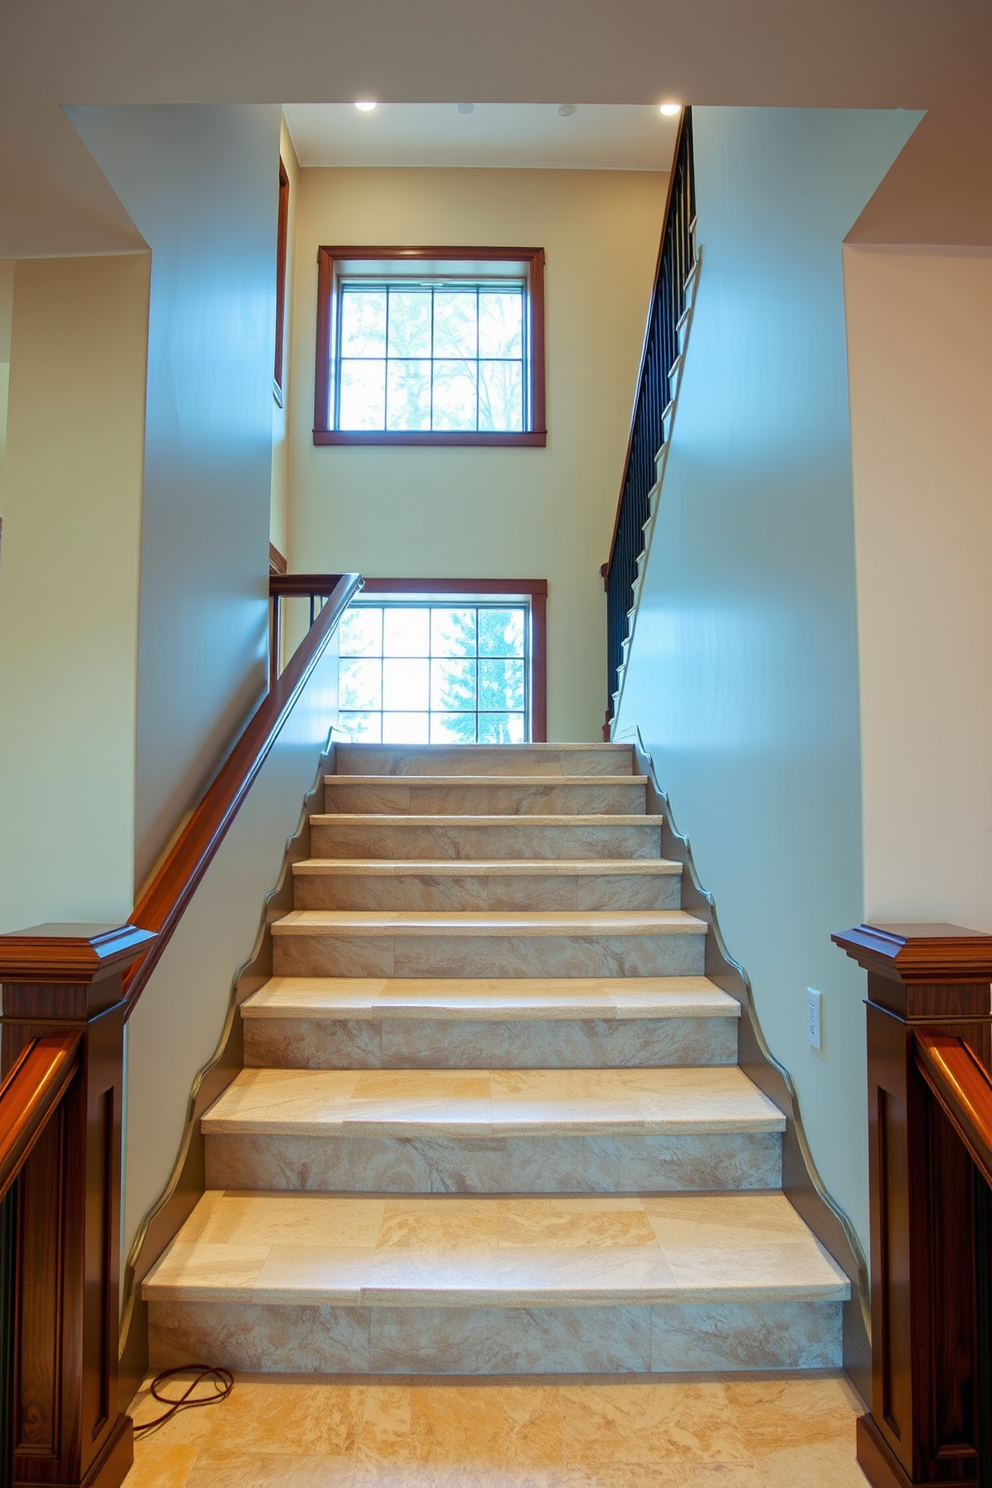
[{"left": 313, "top": 247, "right": 546, "bottom": 447}]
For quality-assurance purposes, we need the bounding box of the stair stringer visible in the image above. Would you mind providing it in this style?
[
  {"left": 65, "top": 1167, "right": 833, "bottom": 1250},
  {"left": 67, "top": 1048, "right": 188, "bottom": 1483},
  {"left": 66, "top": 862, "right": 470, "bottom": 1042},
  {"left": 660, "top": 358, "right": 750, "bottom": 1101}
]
[
  {"left": 117, "top": 727, "right": 349, "bottom": 1401},
  {"left": 614, "top": 722, "right": 871, "bottom": 1404}
]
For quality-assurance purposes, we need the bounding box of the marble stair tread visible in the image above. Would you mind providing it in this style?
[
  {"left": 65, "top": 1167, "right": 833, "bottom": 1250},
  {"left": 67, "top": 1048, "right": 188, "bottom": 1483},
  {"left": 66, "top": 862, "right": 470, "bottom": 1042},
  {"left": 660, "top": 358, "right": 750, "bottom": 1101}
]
[
  {"left": 201, "top": 1064, "right": 785, "bottom": 1136},
  {"left": 143, "top": 1189, "right": 848, "bottom": 1307},
  {"left": 272, "top": 909, "right": 707, "bottom": 938},
  {"left": 311, "top": 813, "right": 656, "bottom": 827},
  {"left": 292, "top": 858, "right": 682, "bottom": 878},
  {"left": 322, "top": 778, "right": 647, "bottom": 816},
  {"left": 324, "top": 775, "right": 649, "bottom": 787},
  {"left": 241, "top": 975, "right": 740, "bottom": 1022},
  {"left": 334, "top": 743, "right": 635, "bottom": 777}
]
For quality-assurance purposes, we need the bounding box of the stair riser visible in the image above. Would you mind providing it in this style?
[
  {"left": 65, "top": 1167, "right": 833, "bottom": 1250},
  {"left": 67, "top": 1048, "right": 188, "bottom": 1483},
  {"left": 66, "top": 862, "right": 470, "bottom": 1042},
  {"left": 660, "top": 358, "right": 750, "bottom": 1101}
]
[
  {"left": 205, "top": 1130, "right": 781, "bottom": 1194},
  {"left": 149, "top": 1297, "right": 840, "bottom": 1374},
  {"left": 292, "top": 871, "right": 682, "bottom": 912},
  {"left": 309, "top": 821, "right": 663, "bottom": 861},
  {"left": 334, "top": 746, "right": 634, "bottom": 778},
  {"left": 323, "top": 782, "right": 645, "bottom": 815},
  {"left": 243, "top": 1015, "right": 738, "bottom": 1070},
  {"left": 272, "top": 931, "right": 707, "bottom": 979}
]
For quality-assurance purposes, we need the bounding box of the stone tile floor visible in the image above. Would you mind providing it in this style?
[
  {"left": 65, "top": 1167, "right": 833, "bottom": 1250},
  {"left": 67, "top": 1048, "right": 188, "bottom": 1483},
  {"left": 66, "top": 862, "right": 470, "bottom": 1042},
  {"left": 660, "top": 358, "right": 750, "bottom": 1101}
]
[{"left": 124, "top": 1369, "right": 869, "bottom": 1486}]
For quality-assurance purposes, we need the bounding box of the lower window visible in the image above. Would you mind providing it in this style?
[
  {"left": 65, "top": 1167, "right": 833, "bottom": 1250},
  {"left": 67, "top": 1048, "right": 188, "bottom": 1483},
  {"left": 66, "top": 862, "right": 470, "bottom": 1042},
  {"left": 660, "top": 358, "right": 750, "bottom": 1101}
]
[{"left": 336, "top": 581, "right": 546, "bottom": 744}]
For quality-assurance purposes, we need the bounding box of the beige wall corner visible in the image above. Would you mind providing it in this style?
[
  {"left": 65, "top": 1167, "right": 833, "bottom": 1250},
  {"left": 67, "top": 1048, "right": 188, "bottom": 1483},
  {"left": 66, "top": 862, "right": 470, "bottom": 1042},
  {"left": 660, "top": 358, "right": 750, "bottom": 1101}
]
[
  {"left": 286, "top": 166, "right": 667, "bottom": 742},
  {"left": 0, "top": 252, "right": 149, "bottom": 933},
  {"left": 846, "top": 243, "right": 992, "bottom": 929}
]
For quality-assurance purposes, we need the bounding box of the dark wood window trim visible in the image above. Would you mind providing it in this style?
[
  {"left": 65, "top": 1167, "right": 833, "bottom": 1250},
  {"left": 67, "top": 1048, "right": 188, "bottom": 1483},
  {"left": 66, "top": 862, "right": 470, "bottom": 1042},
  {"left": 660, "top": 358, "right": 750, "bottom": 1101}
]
[
  {"left": 313, "top": 246, "right": 547, "bottom": 448},
  {"left": 357, "top": 578, "right": 547, "bottom": 742},
  {"left": 273, "top": 159, "right": 290, "bottom": 405}
]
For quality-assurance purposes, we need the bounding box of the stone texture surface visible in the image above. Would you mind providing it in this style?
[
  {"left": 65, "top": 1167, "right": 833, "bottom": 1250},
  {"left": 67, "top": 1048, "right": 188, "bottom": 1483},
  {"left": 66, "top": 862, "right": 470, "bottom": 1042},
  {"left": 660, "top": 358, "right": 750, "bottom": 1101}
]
[{"left": 145, "top": 740, "right": 851, "bottom": 1401}]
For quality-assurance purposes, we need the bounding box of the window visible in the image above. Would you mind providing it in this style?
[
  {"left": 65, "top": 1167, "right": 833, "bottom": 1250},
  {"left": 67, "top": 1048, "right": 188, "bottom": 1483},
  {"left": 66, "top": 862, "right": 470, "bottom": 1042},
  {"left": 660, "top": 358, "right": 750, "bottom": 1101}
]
[
  {"left": 313, "top": 248, "right": 546, "bottom": 446},
  {"left": 336, "top": 580, "right": 547, "bottom": 743}
]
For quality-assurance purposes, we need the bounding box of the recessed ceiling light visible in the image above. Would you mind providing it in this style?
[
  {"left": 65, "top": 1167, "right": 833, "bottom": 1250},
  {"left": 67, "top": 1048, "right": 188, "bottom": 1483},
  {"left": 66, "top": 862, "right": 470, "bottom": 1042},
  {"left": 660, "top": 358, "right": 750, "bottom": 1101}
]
[
  {"left": 558, "top": 104, "right": 577, "bottom": 117},
  {"left": 354, "top": 100, "right": 378, "bottom": 113},
  {"left": 659, "top": 101, "right": 681, "bottom": 116},
  {"left": 458, "top": 102, "right": 475, "bottom": 114}
]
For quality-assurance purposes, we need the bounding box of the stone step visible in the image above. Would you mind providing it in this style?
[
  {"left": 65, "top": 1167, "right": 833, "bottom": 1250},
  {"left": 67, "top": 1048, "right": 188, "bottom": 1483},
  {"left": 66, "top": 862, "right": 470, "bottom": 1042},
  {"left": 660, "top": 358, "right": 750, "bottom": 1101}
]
[
  {"left": 291, "top": 858, "right": 683, "bottom": 912},
  {"left": 241, "top": 975, "right": 739, "bottom": 1070},
  {"left": 333, "top": 743, "right": 635, "bottom": 777},
  {"left": 270, "top": 909, "right": 708, "bottom": 979},
  {"left": 144, "top": 1190, "right": 846, "bottom": 1374},
  {"left": 202, "top": 1065, "right": 784, "bottom": 1194},
  {"left": 309, "top": 815, "right": 663, "bottom": 861},
  {"left": 322, "top": 776, "right": 647, "bottom": 817}
]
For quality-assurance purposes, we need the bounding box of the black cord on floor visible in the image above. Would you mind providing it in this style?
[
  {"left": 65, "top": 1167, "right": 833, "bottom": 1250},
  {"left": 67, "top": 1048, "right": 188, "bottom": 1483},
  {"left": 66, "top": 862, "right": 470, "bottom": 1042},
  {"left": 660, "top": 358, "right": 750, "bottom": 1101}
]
[{"left": 133, "top": 1365, "right": 234, "bottom": 1435}]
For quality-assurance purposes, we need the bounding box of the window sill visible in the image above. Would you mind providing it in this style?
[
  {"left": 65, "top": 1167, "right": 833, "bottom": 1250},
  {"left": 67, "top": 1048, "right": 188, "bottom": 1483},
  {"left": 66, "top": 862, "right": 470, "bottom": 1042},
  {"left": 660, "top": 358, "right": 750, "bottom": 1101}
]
[{"left": 312, "top": 429, "right": 547, "bottom": 448}]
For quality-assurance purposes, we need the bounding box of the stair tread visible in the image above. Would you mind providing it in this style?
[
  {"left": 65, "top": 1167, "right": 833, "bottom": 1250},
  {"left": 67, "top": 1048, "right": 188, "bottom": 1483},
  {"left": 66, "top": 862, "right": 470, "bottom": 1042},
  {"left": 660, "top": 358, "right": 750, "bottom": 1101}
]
[
  {"left": 201, "top": 1064, "right": 784, "bottom": 1136},
  {"left": 325, "top": 775, "right": 648, "bottom": 787},
  {"left": 241, "top": 975, "right": 740, "bottom": 1021},
  {"left": 143, "top": 1190, "right": 847, "bottom": 1306},
  {"left": 293, "top": 859, "right": 682, "bottom": 877},
  {"left": 272, "top": 909, "right": 706, "bottom": 937},
  {"left": 311, "top": 814, "right": 658, "bottom": 826}
]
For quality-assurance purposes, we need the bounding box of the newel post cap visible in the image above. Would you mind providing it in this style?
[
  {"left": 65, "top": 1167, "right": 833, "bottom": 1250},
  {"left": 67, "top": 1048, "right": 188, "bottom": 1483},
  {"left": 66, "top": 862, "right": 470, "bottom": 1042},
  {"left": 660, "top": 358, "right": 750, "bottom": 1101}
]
[
  {"left": 0, "top": 923, "right": 156, "bottom": 985},
  {"left": 832, "top": 921, "right": 992, "bottom": 984}
]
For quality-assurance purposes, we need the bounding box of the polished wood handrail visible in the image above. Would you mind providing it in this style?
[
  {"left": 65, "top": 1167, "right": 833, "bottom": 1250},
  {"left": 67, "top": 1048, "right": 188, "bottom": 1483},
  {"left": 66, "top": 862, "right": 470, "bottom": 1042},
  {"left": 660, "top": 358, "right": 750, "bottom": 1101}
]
[
  {"left": 0, "top": 1032, "right": 81, "bottom": 1203},
  {"left": 125, "top": 571, "right": 361, "bottom": 1009},
  {"left": 915, "top": 1028, "right": 992, "bottom": 1191}
]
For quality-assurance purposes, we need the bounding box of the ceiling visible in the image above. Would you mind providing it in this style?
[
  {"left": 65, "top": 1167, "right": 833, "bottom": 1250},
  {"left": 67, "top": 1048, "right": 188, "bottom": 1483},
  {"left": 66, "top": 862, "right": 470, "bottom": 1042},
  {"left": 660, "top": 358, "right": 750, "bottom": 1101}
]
[
  {"left": 283, "top": 103, "right": 679, "bottom": 171},
  {"left": 2, "top": 0, "right": 992, "bottom": 256}
]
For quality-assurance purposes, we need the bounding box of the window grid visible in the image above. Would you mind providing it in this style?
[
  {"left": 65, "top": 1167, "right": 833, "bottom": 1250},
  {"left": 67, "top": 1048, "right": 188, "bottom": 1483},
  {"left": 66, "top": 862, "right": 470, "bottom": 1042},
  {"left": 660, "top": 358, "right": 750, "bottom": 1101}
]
[
  {"left": 333, "top": 282, "right": 527, "bottom": 435},
  {"left": 337, "top": 601, "right": 531, "bottom": 746}
]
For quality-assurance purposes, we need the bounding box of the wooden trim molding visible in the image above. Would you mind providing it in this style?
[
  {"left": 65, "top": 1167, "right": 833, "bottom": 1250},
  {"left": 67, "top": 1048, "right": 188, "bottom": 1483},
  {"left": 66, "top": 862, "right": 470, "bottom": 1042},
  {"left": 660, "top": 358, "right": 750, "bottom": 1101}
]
[
  {"left": 125, "top": 573, "right": 361, "bottom": 1009},
  {"left": 273, "top": 158, "right": 290, "bottom": 400},
  {"left": 0, "top": 1034, "right": 81, "bottom": 1203},
  {"left": 834, "top": 920, "right": 992, "bottom": 1488},
  {"left": 0, "top": 926, "right": 153, "bottom": 1488},
  {"left": 268, "top": 543, "right": 288, "bottom": 576},
  {"left": 313, "top": 245, "right": 546, "bottom": 447},
  {"left": 355, "top": 578, "right": 547, "bottom": 743},
  {"left": 915, "top": 1029, "right": 992, "bottom": 1196}
]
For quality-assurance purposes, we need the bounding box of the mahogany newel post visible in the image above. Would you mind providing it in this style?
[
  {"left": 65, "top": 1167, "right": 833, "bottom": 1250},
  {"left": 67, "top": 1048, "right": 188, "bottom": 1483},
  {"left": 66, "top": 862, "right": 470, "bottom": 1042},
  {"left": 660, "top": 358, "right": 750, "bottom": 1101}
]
[
  {"left": 833, "top": 922, "right": 992, "bottom": 1488},
  {"left": 0, "top": 924, "right": 154, "bottom": 1488}
]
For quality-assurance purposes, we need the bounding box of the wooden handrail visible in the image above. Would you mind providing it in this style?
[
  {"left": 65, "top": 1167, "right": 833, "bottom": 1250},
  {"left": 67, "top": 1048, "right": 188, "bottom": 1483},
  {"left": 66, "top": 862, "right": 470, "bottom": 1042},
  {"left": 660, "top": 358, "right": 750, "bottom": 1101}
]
[
  {"left": 125, "top": 571, "right": 361, "bottom": 1009},
  {"left": 915, "top": 1028, "right": 992, "bottom": 1192},
  {"left": 0, "top": 1032, "right": 81, "bottom": 1203}
]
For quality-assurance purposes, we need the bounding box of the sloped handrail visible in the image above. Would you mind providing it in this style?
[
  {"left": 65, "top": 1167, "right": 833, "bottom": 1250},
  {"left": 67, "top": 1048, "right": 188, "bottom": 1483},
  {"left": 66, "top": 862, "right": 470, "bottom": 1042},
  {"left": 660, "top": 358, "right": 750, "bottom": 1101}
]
[
  {"left": 125, "top": 571, "right": 361, "bottom": 1008},
  {"left": 915, "top": 1028, "right": 992, "bottom": 1191},
  {"left": 0, "top": 1033, "right": 81, "bottom": 1204}
]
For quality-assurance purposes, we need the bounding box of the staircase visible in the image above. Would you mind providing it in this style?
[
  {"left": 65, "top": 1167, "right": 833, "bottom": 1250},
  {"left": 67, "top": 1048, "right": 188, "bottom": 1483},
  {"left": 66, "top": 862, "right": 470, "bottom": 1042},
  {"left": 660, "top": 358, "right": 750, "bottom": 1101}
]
[{"left": 143, "top": 742, "right": 848, "bottom": 1375}]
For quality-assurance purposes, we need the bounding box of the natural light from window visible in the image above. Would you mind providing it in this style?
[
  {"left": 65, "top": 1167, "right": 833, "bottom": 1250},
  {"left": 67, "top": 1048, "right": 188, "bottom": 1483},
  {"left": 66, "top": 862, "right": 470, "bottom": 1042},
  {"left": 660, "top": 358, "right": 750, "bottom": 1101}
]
[
  {"left": 337, "top": 602, "right": 530, "bottom": 743},
  {"left": 336, "top": 282, "right": 526, "bottom": 433}
]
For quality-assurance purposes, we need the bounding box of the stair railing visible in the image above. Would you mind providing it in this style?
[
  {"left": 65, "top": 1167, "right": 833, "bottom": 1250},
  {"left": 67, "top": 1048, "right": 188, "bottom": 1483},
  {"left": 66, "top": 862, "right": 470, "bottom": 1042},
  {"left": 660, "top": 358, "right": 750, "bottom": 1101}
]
[
  {"left": 834, "top": 922, "right": 992, "bottom": 1488},
  {"left": 602, "top": 106, "right": 696, "bottom": 737},
  {"left": 0, "top": 571, "right": 360, "bottom": 1488}
]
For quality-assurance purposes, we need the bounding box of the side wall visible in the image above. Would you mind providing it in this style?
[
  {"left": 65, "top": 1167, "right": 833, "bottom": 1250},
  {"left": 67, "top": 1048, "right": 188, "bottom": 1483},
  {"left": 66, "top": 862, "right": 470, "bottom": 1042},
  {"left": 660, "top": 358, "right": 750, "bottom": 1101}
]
[
  {"left": 0, "top": 254, "right": 149, "bottom": 933},
  {"left": 615, "top": 108, "right": 919, "bottom": 1252},
  {"left": 287, "top": 166, "right": 667, "bottom": 742},
  {"left": 845, "top": 246, "right": 992, "bottom": 930},
  {"left": 69, "top": 104, "right": 283, "bottom": 887}
]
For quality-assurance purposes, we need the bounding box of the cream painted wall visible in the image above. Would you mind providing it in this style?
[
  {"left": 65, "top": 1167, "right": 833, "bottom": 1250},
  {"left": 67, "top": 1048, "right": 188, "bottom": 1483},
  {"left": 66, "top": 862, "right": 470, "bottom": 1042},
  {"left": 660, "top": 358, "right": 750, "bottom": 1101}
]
[
  {"left": 0, "top": 254, "right": 149, "bottom": 933},
  {"left": 845, "top": 247, "right": 992, "bottom": 931},
  {"left": 288, "top": 167, "right": 667, "bottom": 741},
  {"left": 615, "top": 109, "right": 920, "bottom": 1254},
  {"left": 270, "top": 118, "right": 300, "bottom": 562},
  {"left": 70, "top": 105, "right": 282, "bottom": 887}
]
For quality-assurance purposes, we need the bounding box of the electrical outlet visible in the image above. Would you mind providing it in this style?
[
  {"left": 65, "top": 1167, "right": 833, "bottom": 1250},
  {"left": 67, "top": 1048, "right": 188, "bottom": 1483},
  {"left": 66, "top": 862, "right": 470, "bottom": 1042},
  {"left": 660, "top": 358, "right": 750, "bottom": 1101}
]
[{"left": 807, "top": 988, "right": 822, "bottom": 1050}]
